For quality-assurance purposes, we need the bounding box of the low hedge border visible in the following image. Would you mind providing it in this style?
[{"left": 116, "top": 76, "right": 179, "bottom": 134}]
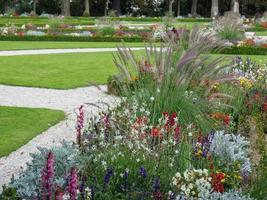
[
  {"left": 0, "top": 35, "right": 144, "bottom": 42},
  {"left": 246, "top": 27, "right": 267, "bottom": 32},
  {"left": 214, "top": 46, "right": 267, "bottom": 55}
]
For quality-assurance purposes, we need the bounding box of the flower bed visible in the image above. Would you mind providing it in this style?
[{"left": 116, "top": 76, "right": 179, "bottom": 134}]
[{"left": 1, "top": 27, "right": 266, "bottom": 200}]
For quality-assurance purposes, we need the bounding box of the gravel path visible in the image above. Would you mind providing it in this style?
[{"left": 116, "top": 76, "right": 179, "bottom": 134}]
[
  {"left": 0, "top": 47, "right": 144, "bottom": 56},
  {"left": 0, "top": 84, "right": 118, "bottom": 190}
]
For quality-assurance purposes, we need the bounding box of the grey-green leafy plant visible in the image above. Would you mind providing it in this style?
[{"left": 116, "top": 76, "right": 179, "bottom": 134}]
[{"left": 9, "top": 141, "right": 82, "bottom": 199}]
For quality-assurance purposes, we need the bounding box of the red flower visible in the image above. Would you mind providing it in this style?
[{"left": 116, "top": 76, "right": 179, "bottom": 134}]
[
  {"left": 211, "top": 172, "right": 225, "bottom": 193},
  {"left": 168, "top": 112, "right": 177, "bottom": 126},
  {"left": 224, "top": 114, "right": 231, "bottom": 126},
  {"left": 262, "top": 101, "right": 267, "bottom": 112},
  {"left": 151, "top": 127, "right": 162, "bottom": 139},
  {"left": 174, "top": 126, "right": 181, "bottom": 142}
]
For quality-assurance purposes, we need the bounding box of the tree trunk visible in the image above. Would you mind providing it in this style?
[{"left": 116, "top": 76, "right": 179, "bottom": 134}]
[
  {"left": 3, "top": 0, "right": 8, "bottom": 13},
  {"left": 231, "top": 0, "right": 240, "bottom": 14},
  {"left": 33, "top": 0, "right": 37, "bottom": 14},
  {"left": 104, "top": 0, "right": 110, "bottom": 16},
  {"left": 211, "top": 0, "right": 219, "bottom": 18},
  {"left": 169, "top": 0, "right": 175, "bottom": 16},
  {"left": 112, "top": 0, "right": 121, "bottom": 16},
  {"left": 83, "top": 0, "right": 90, "bottom": 16},
  {"left": 177, "top": 0, "right": 180, "bottom": 16},
  {"left": 61, "top": 0, "right": 70, "bottom": 16},
  {"left": 191, "top": 0, "right": 198, "bottom": 17}
]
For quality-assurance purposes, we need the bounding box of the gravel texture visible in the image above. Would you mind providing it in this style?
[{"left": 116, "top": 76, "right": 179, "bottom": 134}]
[
  {"left": 0, "top": 84, "right": 117, "bottom": 190},
  {"left": 0, "top": 47, "right": 144, "bottom": 56}
]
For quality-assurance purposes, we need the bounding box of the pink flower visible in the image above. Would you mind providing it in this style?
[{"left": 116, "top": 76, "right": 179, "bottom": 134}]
[
  {"left": 76, "top": 105, "right": 84, "bottom": 146},
  {"left": 67, "top": 168, "right": 78, "bottom": 200},
  {"left": 41, "top": 152, "right": 55, "bottom": 200}
]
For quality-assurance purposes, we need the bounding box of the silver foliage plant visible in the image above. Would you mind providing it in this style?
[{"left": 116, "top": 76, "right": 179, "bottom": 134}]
[
  {"left": 9, "top": 141, "right": 81, "bottom": 199},
  {"left": 209, "top": 130, "right": 251, "bottom": 173}
]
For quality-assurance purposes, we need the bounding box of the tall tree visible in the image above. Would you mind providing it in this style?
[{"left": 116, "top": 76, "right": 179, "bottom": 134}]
[
  {"left": 83, "top": 0, "right": 90, "bottom": 16},
  {"left": 211, "top": 0, "right": 219, "bottom": 17},
  {"left": 3, "top": 0, "right": 9, "bottom": 13},
  {"left": 61, "top": 0, "right": 70, "bottom": 16},
  {"left": 231, "top": 0, "right": 239, "bottom": 14},
  {"left": 191, "top": 0, "right": 198, "bottom": 16},
  {"left": 32, "top": 0, "right": 37, "bottom": 14},
  {"left": 177, "top": 0, "right": 180, "bottom": 16},
  {"left": 169, "top": 0, "right": 175, "bottom": 16},
  {"left": 112, "top": 0, "right": 121, "bottom": 15}
]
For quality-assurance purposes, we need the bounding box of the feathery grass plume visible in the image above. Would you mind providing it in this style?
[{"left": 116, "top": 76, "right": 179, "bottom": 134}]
[{"left": 113, "top": 27, "right": 238, "bottom": 132}]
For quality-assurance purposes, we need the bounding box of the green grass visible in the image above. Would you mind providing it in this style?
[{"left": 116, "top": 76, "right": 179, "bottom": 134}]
[
  {"left": 0, "top": 41, "right": 146, "bottom": 50},
  {"left": 0, "top": 106, "right": 65, "bottom": 157},
  {"left": 0, "top": 52, "right": 119, "bottom": 89},
  {"left": 0, "top": 52, "right": 265, "bottom": 89},
  {"left": 255, "top": 31, "right": 267, "bottom": 36}
]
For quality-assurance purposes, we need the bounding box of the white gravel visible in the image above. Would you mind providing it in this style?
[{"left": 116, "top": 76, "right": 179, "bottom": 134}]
[
  {"left": 0, "top": 47, "right": 144, "bottom": 56},
  {"left": 0, "top": 84, "right": 118, "bottom": 190}
]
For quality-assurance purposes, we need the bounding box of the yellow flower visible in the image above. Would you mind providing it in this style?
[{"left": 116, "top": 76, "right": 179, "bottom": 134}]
[{"left": 239, "top": 77, "right": 253, "bottom": 89}]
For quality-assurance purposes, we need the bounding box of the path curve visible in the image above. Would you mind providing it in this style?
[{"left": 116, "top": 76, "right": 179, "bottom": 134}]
[
  {"left": 0, "top": 84, "right": 118, "bottom": 189},
  {"left": 0, "top": 47, "right": 144, "bottom": 56}
]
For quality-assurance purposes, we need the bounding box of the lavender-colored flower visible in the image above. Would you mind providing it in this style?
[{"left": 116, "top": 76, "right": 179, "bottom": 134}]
[
  {"left": 139, "top": 166, "right": 147, "bottom": 178},
  {"left": 79, "top": 178, "right": 86, "bottom": 200},
  {"left": 168, "top": 191, "right": 176, "bottom": 200},
  {"left": 201, "top": 131, "right": 215, "bottom": 157},
  {"left": 153, "top": 178, "right": 160, "bottom": 192},
  {"left": 67, "top": 168, "right": 78, "bottom": 200},
  {"left": 103, "top": 167, "right": 113, "bottom": 188},
  {"left": 41, "top": 151, "right": 55, "bottom": 200}
]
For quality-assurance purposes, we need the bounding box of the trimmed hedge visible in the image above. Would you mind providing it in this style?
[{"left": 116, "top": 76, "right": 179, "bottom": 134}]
[
  {"left": 0, "top": 35, "right": 144, "bottom": 42},
  {"left": 215, "top": 46, "right": 267, "bottom": 55},
  {"left": 246, "top": 27, "right": 267, "bottom": 32}
]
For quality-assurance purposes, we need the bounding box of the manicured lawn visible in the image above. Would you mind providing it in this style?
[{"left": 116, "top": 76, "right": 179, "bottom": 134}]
[
  {"left": 255, "top": 31, "right": 267, "bottom": 36},
  {"left": 0, "top": 52, "right": 265, "bottom": 89},
  {"left": 0, "top": 41, "right": 146, "bottom": 51},
  {"left": 0, "top": 106, "right": 65, "bottom": 157},
  {"left": 0, "top": 52, "right": 119, "bottom": 89}
]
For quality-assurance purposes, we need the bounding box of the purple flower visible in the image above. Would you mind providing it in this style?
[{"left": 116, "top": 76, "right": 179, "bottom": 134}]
[
  {"left": 41, "top": 151, "right": 55, "bottom": 200},
  {"left": 67, "top": 168, "right": 78, "bottom": 200},
  {"left": 153, "top": 178, "right": 160, "bottom": 192},
  {"left": 139, "top": 166, "right": 147, "bottom": 178},
  {"left": 103, "top": 167, "right": 113, "bottom": 188}
]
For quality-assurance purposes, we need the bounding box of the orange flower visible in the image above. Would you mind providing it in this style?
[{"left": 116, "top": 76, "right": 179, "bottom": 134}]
[{"left": 151, "top": 127, "right": 162, "bottom": 139}]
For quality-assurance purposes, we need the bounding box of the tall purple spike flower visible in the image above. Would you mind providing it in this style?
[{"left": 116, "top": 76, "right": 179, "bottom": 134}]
[
  {"left": 76, "top": 105, "right": 85, "bottom": 146},
  {"left": 103, "top": 167, "right": 113, "bottom": 189},
  {"left": 41, "top": 151, "right": 55, "bottom": 200},
  {"left": 67, "top": 168, "right": 78, "bottom": 200},
  {"left": 139, "top": 166, "right": 147, "bottom": 178},
  {"left": 201, "top": 131, "right": 215, "bottom": 157}
]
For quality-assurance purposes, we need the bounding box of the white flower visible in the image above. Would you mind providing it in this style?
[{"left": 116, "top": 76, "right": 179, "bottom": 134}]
[{"left": 150, "top": 96, "right": 155, "bottom": 101}]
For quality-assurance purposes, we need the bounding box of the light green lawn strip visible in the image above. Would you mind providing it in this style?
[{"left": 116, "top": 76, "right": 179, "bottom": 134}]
[
  {"left": 0, "top": 41, "right": 146, "bottom": 51},
  {"left": 0, "top": 106, "right": 65, "bottom": 157},
  {"left": 211, "top": 54, "right": 267, "bottom": 64},
  {"left": 0, "top": 52, "right": 119, "bottom": 89},
  {"left": 0, "top": 51, "right": 265, "bottom": 89},
  {"left": 255, "top": 31, "right": 267, "bottom": 36}
]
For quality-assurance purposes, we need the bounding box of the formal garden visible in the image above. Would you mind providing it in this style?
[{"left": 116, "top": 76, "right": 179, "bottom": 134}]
[{"left": 0, "top": 0, "right": 266, "bottom": 200}]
